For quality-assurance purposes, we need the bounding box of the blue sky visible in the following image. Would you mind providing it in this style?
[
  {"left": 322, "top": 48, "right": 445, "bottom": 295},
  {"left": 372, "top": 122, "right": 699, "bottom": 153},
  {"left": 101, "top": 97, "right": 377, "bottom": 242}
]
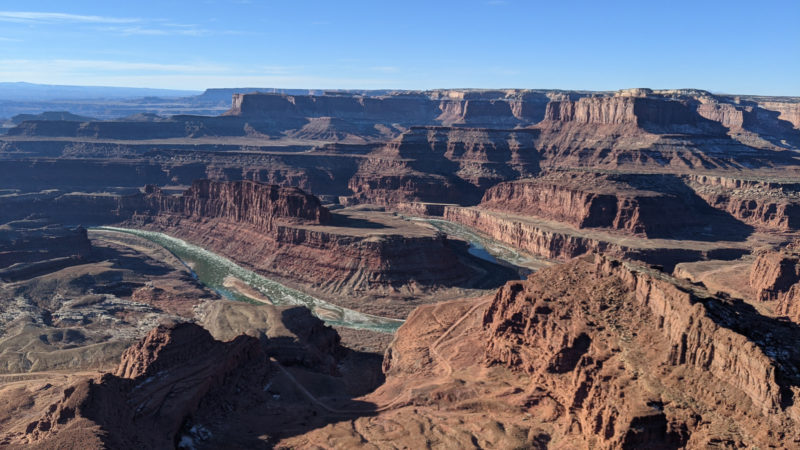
[{"left": 0, "top": 0, "right": 797, "bottom": 95}]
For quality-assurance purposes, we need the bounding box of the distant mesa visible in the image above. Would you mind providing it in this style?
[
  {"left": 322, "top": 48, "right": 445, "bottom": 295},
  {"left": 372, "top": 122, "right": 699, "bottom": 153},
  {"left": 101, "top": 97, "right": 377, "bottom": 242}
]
[{"left": 10, "top": 111, "right": 96, "bottom": 124}]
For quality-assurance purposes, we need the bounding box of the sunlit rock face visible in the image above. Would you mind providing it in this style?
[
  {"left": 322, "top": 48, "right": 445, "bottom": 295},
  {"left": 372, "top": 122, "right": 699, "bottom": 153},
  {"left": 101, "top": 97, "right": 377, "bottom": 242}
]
[{"left": 131, "top": 180, "right": 498, "bottom": 304}]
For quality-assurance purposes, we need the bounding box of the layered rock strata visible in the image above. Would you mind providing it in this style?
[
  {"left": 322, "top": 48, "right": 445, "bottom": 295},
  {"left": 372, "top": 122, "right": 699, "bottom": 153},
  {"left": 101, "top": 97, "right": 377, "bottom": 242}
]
[
  {"left": 533, "top": 91, "right": 800, "bottom": 171},
  {"left": 136, "top": 180, "right": 490, "bottom": 304},
  {"left": 149, "top": 179, "right": 331, "bottom": 229},
  {"left": 686, "top": 174, "right": 800, "bottom": 230},
  {"left": 543, "top": 94, "right": 701, "bottom": 127},
  {"left": 481, "top": 254, "right": 800, "bottom": 447},
  {"left": 2, "top": 89, "right": 799, "bottom": 207},
  {"left": 287, "top": 254, "right": 800, "bottom": 448},
  {"left": 749, "top": 242, "right": 800, "bottom": 322},
  {"left": 443, "top": 205, "right": 747, "bottom": 271},
  {"left": 348, "top": 126, "right": 540, "bottom": 206},
  {"left": 480, "top": 171, "right": 726, "bottom": 237}
]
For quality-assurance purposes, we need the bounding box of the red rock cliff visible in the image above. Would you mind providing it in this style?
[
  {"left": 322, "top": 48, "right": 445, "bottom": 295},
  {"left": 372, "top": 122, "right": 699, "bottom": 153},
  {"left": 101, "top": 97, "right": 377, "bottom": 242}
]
[
  {"left": 543, "top": 95, "right": 698, "bottom": 126},
  {"left": 136, "top": 180, "right": 486, "bottom": 307},
  {"left": 483, "top": 255, "right": 800, "bottom": 447},
  {"left": 757, "top": 101, "right": 800, "bottom": 129},
  {"left": 479, "top": 172, "right": 713, "bottom": 236},
  {"left": 749, "top": 242, "right": 800, "bottom": 323},
  {"left": 347, "top": 126, "right": 540, "bottom": 206},
  {"left": 152, "top": 179, "right": 330, "bottom": 231},
  {"left": 686, "top": 174, "right": 800, "bottom": 231}
]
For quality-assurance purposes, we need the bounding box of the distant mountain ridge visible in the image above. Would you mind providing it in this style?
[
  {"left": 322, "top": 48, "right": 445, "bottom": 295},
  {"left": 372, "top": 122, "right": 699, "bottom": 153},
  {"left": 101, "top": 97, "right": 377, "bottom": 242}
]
[{"left": 0, "top": 82, "right": 200, "bottom": 101}]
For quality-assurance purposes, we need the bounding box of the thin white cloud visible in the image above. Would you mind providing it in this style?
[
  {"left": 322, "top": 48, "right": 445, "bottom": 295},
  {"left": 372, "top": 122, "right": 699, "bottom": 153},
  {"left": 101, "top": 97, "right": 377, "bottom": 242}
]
[
  {"left": 96, "top": 25, "right": 208, "bottom": 36},
  {"left": 0, "top": 11, "right": 213, "bottom": 37},
  {"left": 0, "top": 11, "right": 138, "bottom": 24},
  {"left": 0, "top": 59, "right": 231, "bottom": 74}
]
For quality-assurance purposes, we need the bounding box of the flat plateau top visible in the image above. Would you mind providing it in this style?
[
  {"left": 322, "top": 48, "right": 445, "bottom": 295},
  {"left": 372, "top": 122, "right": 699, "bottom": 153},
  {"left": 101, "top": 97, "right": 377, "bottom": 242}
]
[{"left": 290, "top": 207, "right": 439, "bottom": 238}]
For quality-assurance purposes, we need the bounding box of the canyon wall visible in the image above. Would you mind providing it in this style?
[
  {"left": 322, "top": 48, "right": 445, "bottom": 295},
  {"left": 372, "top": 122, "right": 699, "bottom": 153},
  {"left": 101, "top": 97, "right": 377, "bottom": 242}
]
[
  {"left": 479, "top": 172, "right": 719, "bottom": 237},
  {"left": 749, "top": 242, "right": 800, "bottom": 323},
  {"left": 442, "top": 205, "right": 745, "bottom": 271},
  {"left": 757, "top": 100, "right": 800, "bottom": 129},
  {"left": 3, "top": 89, "right": 799, "bottom": 206},
  {"left": 156, "top": 179, "right": 331, "bottom": 230},
  {"left": 542, "top": 95, "right": 701, "bottom": 127},
  {"left": 145, "top": 214, "right": 480, "bottom": 304},
  {"left": 686, "top": 174, "right": 800, "bottom": 231},
  {"left": 229, "top": 90, "right": 553, "bottom": 127},
  {"left": 696, "top": 101, "right": 755, "bottom": 129},
  {"left": 483, "top": 255, "right": 800, "bottom": 447},
  {"left": 347, "top": 126, "right": 540, "bottom": 206},
  {"left": 134, "top": 180, "right": 488, "bottom": 305}
]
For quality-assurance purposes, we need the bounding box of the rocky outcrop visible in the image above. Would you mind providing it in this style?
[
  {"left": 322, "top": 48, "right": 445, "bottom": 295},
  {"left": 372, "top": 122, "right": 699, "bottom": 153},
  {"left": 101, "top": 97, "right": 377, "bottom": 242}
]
[
  {"left": 480, "top": 172, "right": 725, "bottom": 237},
  {"left": 443, "top": 205, "right": 747, "bottom": 271},
  {"left": 17, "top": 322, "right": 270, "bottom": 449},
  {"left": 141, "top": 213, "right": 483, "bottom": 304},
  {"left": 483, "top": 254, "right": 800, "bottom": 448},
  {"left": 697, "top": 101, "right": 754, "bottom": 129},
  {"left": 153, "top": 179, "right": 331, "bottom": 230},
  {"left": 756, "top": 100, "right": 800, "bottom": 129},
  {"left": 778, "top": 284, "right": 800, "bottom": 324},
  {"left": 534, "top": 91, "right": 800, "bottom": 172},
  {"left": 686, "top": 174, "right": 800, "bottom": 230},
  {"left": 749, "top": 242, "right": 800, "bottom": 322},
  {"left": 295, "top": 253, "right": 800, "bottom": 448},
  {"left": 543, "top": 95, "right": 700, "bottom": 127},
  {"left": 114, "top": 322, "right": 254, "bottom": 379},
  {"left": 199, "top": 301, "right": 341, "bottom": 374},
  {"left": 348, "top": 126, "right": 540, "bottom": 206},
  {"left": 133, "top": 180, "right": 495, "bottom": 305}
]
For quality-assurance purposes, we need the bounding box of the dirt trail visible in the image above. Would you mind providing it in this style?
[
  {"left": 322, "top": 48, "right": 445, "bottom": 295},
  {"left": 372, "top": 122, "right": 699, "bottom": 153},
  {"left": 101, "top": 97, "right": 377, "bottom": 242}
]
[
  {"left": 270, "top": 297, "right": 492, "bottom": 415},
  {"left": 0, "top": 370, "right": 103, "bottom": 387},
  {"left": 429, "top": 298, "right": 492, "bottom": 376}
]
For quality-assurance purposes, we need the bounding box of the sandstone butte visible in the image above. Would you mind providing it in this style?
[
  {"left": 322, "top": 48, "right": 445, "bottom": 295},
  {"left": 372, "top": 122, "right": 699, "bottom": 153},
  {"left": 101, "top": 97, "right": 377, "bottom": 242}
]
[{"left": 1, "top": 87, "right": 800, "bottom": 449}]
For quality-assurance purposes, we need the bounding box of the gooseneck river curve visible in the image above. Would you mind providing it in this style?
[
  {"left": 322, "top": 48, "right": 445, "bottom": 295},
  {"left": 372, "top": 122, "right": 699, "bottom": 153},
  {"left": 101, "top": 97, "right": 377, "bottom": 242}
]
[{"left": 94, "top": 219, "right": 542, "bottom": 334}]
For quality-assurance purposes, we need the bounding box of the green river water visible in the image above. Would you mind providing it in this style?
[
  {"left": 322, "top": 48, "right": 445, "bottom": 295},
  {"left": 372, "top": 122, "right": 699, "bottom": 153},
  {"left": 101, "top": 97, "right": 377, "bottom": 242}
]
[{"left": 94, "top": 219, "right": 544, "bottom": 334}]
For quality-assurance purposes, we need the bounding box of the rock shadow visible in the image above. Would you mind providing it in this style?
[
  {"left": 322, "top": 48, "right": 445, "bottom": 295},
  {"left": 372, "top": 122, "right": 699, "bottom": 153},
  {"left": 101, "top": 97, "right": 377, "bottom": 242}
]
[
  {"left": 614, "top": 173, "right": 755, "bottom": 242},
  {"left": 699, "top": 291, "right": 800, "bottom": 409},
  {"left": 328, "top": 213, "right": 390, "bottom": 229}
]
